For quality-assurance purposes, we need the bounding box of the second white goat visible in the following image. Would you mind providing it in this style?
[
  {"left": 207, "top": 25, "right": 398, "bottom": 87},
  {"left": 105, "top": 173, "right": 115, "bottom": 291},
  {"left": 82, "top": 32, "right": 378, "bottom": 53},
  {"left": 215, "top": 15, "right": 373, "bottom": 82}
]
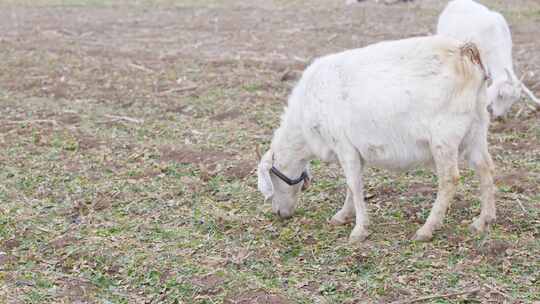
[{"left": 437, "top": 0, "right": 540, "bottom": 117}]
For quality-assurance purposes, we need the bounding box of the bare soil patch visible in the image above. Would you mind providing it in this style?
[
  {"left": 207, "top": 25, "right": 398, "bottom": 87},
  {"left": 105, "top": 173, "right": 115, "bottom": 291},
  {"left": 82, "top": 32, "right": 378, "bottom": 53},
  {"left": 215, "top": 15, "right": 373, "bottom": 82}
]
[
  {"left": 210, "top": 109, "right": 242, "bottom": 122},
  {"left": 476, "top": 239, "right": 513, "bottom": 258},
  {"left": 76, "top": 135, "right": 103, "bottom": 150},
  {"left": 191, "top": 274, "right": 225, "bottom": 295},
  {"left": 225, "top": 290, "right": 289, "bottom": 304},
  {"left": 1, "top": 239, "right": 21, "bottom": 252},
  {"left": 404, "top": 182, "right": 435, "bottom": 197},
  {"left": 0, "top": 253, "right": 17, "bottom": 266},
  {"left": 58, "top": 113, "right": 81, "bottom": 125},
  {"left": 49, "top": 235, "right": 77, "bottom": 250},
  {"left": 491, "top": 119, "right": 534, "bottom": 133},
  {"left": 495, "top": 170, "right": 536, "bottom": 194},
  {"left": 223, "top": 159, "right": 256, "bottom": 179},
  {"left": 55, "top": 277, "right": 96, "bottom": 302}
]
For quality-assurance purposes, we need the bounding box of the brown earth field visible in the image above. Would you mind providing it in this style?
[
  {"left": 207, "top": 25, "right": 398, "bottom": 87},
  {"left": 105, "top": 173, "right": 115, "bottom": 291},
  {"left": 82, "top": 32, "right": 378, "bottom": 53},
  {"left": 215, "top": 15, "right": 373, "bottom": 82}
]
[{"left": 0, "top": 0, "right": 538, "bottom": 303}]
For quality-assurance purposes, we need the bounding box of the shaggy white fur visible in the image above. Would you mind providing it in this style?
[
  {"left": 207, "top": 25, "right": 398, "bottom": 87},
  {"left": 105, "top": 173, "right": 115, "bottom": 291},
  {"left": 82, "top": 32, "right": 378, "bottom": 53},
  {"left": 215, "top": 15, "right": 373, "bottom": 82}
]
[{"left": 258, "top": 35, "right": 495, "bottom": 243}]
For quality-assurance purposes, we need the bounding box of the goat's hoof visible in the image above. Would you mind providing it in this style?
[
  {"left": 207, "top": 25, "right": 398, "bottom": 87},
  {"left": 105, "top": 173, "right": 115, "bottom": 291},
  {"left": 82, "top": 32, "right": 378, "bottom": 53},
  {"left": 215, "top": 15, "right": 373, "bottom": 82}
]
[
  {"left": 348, "top": 228, "right": 369, "bottom": 244},
  {"left": 469, "top": 218, "right": 488, "bottom": 234},
  {"left": 413, "top": 229, "right": 433, "bottom": 242},
  {"left": 329, "top": 214, "right": 353, "bottom": 226}
]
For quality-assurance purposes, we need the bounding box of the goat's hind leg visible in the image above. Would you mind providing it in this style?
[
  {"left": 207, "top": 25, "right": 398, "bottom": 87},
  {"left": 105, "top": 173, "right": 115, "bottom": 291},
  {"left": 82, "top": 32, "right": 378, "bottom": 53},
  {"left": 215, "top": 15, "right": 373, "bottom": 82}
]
[
  {"left": 467, "top": 144, "right": 496, "bottom": 233},
  {"left": 414, "top": 145, "right": 459, "bottom": 242}
]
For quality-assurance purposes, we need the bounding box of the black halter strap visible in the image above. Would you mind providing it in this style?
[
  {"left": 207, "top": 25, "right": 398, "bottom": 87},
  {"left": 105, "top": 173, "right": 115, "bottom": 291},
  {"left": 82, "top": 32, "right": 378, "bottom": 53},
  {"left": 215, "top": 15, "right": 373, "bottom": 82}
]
[{"left": 270, "top": 166, "right": 308, "bottom": 186}]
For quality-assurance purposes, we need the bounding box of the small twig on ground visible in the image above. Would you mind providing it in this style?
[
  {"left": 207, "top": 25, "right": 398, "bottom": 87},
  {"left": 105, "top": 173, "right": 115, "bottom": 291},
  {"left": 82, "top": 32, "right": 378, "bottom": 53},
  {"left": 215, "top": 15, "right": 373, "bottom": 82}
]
[
  {"left": 104, "top": 114, "right": 143, "bottom": 124},
  {"left": 280, "top": 68, "right": 291, "bottom": 82},
  {"left": 4, "top": 119, "right": 58, "bottom": 125},
  {"left": 127, "top": 152, "right": 145, "bottom": 161},
  {"left": 79, "top": 31, "right": 94, "bottom": 38},
  {"left": 158, "top": 85, "right": 198, "bottom": 96},
  {"left": 514, "top": 104, "right": 525, "bottom": 119},
  {"left": 59, "top": 29, "right": 77, "bottom": 36},
  {"left": 36, "top": 226, "right": 52, "bottom": 233},
  {"left": 327, "top": 33, "right": 338, "bottom": 42},
  {"left": 27, "top": 75, "right": 49, "bottom": 80},
  {"left": 516, "top": 198, "right": 527, "bottom": 213},
  {"left": 293, "top": 55, "right": 309, "bottom": 63},
  {"left": 128, "top": 62, "right": 154, "bottom": 73},
  {"left": 390, "top": 288, "right": 480, "bottom": 304}
]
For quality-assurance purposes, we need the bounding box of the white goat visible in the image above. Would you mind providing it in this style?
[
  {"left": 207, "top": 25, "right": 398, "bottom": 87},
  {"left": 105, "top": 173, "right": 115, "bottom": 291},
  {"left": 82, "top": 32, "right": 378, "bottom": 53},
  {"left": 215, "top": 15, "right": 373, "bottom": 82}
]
[
  {"left": 437, "top": 0, "right": 540, "bottom": 117},
  {"left": 257, "top": 36, "right": 495, "bottom": 243}
]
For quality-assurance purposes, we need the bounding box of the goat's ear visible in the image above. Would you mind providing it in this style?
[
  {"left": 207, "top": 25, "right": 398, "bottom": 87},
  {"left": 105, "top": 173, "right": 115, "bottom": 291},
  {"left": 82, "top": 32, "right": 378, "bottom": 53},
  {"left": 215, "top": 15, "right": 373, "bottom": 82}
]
[
  {"left": 257, "top": 151, "right": 274, "bottom": 201},
  {"left": 504, "top": 68, "right": 514, "bottom": 84}
]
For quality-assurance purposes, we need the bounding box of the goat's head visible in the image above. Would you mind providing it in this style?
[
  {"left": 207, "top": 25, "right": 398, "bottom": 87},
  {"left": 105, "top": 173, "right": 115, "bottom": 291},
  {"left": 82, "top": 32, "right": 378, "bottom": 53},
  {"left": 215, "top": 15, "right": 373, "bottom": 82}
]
[
  {"left": 257, "top": 149, "right": 310, "bottom": 219},
  {"left": 487, "top": 69, "right": 522, "bottom": 117}
]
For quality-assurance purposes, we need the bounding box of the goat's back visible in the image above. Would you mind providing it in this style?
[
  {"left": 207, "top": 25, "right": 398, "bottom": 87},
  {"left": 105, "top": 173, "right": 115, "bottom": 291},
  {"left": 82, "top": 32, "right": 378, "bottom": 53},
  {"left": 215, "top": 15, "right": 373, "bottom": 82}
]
[
  {"left": 289, "top": 35, "right": 488, "bottom": 170},
  {"left": 295, "top": 35, "right": 486, "bottom": 115}
]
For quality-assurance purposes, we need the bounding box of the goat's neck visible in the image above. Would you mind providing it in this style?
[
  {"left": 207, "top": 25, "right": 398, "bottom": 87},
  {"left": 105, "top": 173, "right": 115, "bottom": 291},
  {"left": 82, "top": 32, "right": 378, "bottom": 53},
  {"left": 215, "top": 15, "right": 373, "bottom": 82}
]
[{"left": 270, "top": 123, "right": 310, "bottom": 178}]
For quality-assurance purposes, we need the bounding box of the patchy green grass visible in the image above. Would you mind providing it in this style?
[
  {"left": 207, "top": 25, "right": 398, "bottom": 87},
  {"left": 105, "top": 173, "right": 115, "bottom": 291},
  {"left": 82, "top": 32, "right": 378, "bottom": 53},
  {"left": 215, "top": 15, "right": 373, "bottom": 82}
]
[{"left": 0, "top": 0, "right": 539, "bottom": 303}]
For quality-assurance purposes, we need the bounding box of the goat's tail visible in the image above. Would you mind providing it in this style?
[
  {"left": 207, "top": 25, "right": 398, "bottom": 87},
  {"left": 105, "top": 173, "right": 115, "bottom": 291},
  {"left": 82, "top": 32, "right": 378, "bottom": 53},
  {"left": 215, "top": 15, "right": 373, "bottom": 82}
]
[
  {"left": 458, "top": 42, "right": 490, "bottom": 83},
  {"left": 448, "top": 41, "right": 490, "bottom": 114}
]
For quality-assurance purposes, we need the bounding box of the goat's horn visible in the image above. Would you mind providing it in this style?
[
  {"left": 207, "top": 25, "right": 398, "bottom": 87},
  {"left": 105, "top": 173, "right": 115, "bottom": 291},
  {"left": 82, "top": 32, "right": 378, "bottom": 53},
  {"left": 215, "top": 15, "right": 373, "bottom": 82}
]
[{"left": 520, "top": 82, "right": 540, "bottom": 106}]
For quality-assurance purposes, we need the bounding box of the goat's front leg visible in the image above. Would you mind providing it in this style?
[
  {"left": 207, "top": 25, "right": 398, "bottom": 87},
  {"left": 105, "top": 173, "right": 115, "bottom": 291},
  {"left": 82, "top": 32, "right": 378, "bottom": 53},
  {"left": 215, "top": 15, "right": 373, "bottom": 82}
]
[
  {"left": 329, "top": 188, "right": 355, "bottom": 225},
  {"left": 337, "top": 150, "right": 369, "bottom": 243},
  {"left": 414, "top": 146, "right": 459, "bottom": 241}
]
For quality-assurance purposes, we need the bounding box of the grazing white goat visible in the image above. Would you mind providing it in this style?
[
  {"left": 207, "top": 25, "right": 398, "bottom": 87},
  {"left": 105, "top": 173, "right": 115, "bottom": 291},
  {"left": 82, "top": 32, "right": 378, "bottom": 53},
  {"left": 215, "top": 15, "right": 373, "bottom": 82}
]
[
  {"left": 437, "top": 0, "right": 540, "bottom": 117},
  {"left": 257, "top": 36, "right": 495, "bottom": 243}
]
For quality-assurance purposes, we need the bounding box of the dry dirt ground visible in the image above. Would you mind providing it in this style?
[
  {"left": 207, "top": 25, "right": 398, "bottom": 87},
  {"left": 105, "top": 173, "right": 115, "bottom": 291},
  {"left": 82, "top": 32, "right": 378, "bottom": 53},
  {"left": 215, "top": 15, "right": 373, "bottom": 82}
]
[{"left": 0, "top": 0, "right": 538, "bottom": 303}]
